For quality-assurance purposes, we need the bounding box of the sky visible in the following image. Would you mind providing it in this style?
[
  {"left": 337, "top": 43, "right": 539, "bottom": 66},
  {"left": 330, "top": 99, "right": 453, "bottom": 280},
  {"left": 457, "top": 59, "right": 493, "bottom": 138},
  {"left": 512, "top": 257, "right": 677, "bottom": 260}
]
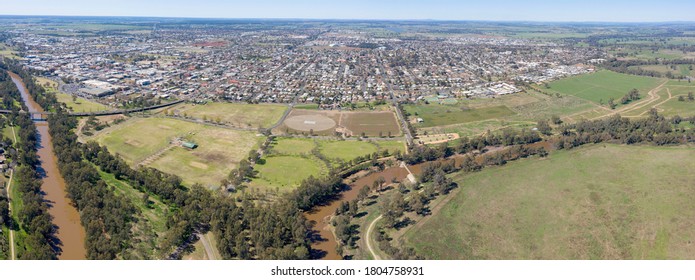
[{"left": 2, "top": 0, "right": 695, "bottom": 22}]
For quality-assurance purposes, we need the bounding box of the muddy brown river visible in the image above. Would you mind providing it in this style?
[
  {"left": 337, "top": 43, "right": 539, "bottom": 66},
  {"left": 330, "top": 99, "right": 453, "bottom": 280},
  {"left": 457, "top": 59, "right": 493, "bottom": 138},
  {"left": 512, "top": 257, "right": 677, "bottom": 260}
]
[
  {"left": 10, "top": 72, "right": 86, "bottom": 260},
  {"left": 306, "top": 161, "right": 427, "bottom": 260}
]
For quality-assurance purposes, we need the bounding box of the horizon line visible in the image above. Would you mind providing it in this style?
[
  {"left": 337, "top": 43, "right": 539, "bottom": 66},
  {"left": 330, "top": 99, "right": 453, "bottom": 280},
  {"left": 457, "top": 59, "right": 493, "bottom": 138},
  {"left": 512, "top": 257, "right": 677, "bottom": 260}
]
[{"left": 1, "top": 14, "right": 694, "bottom": 24}]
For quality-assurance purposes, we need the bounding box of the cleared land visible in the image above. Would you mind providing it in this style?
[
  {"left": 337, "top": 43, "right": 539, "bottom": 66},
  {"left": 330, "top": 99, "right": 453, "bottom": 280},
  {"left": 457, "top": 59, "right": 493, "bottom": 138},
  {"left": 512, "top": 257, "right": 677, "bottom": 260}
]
[
  {"left": 56, "top": 92, "right": 110, "bottom": 113},
  {"left": 319, "top": 141, "right": 378, "bottom": 162},
  {"left": 93, "top": 117, "right": 262, "bottom": 187},
  {"left": 168, "top": 102, "right": 287, "bottom": 128},
  {"left": 405, "top": 144, "right": 695, "bottom": 259},
  {"left": 547, "top": 70, "right": 664, "bottom": 105},
  {"left": 251, "top": 156, "right": 326, "bottom": 190},
  {"left": 405, "top": 104, "right": 515, "bottom": 128}
]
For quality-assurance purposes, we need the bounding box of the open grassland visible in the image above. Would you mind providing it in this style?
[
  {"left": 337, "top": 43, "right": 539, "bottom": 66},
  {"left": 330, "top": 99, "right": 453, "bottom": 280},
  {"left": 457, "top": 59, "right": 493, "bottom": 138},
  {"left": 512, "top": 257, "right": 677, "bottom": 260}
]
[
  {"left": 56, "top": 92, "right": 110, "bottom": 113},
  {"left": 270, "top": 138, "right": 316, "bottom": 155},
  {"left": 618, "top": 83, "right": 695, "bottom": 118},
  {"left": 148, "top": 125, "right": 262, "bottom": 187},
  {"left": 405, "top": 144, "right": 695, "bottom": 259},
  {"left": 547, "top": 70, "right": 664, "bottom": 105},
  {"left": 0, "top": 43, "right": 20, "bottom": 59},
  {"left": 93, "top": 117, "right": 262, "bottom": 187},
  {"left": 255, "top": 138, "right": 404, "bottom": 190},
  {"left": 411, "top": 90, "right": 602, "bottom": 138},
  {"left": 251, "top": 156, "right": 326, "bottom": 190},
  {"left": 168, "top": 102, "right": 287, "bottom": 128},
  {"left": 318, "top": 141, "right": 378, "bottom": 161},
  {"left": 404, "top": 104, "right": 515, "bottom": 128}
]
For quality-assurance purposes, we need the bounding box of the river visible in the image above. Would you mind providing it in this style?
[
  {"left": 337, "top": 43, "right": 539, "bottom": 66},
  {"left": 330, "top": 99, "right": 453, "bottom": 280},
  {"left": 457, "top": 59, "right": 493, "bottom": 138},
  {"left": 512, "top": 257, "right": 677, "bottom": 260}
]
[
  {"left": 9, "top": 72, "right": 87, "bottom": 260},
  {"left": 306, "top": 160, "right": 428, "bottom": 260}
]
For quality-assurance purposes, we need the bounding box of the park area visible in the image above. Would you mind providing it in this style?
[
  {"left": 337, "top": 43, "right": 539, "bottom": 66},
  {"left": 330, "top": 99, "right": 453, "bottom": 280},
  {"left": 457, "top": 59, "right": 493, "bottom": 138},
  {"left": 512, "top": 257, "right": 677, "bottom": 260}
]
[
  {"left": 165, "top": 102, "right": 288, "bottom": 128},
  {"left": 250, "top": 137, "right": 405, "bottom": 190},
  {"left": 404, "top": 104, "right": 516, "bottom": 128},
  {"left": 277, "top": 108, "right": 401, "bottom": 137},
  {"left": 90, "top": 117, "right": 263, "bottom": 187},
  {"left": 405, "top": 144, "right": 695, "bottom": 259}
]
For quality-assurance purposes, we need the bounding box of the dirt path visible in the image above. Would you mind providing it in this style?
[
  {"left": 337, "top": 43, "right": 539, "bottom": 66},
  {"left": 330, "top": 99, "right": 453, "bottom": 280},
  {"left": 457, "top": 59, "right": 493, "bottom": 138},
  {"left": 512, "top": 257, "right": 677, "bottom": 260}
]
[
  {"left": 590, "top": 81, "right": 667, "bottom": 120},
  {"left": 7, "top": 126, "right": 17, "bottom": 260},
  {"left": 198, "top": 233, "right": 217, "bottom": 260},
  {"left": 366, "top": 215, "right": 383, "bottom": 260},
  {"left": 137, "top": 143, "right": 177, "bottom": 166}
]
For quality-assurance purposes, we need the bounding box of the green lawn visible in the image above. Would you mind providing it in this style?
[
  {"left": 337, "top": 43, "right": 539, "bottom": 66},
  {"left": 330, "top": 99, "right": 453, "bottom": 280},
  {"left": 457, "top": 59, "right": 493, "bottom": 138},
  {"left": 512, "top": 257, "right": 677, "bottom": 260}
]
[
  {"left": 251, "top": 156, "right": 326, "bottom": 190},
  {"left": 169, "top": 102, "right": 287, "bottom": 128},
  {"left": 404, "top": 104, "right": 516, "bottom": 128},
  {"left": 548, "top": 70, "right": 664, "bottom": 105},
  {"left": 319, "top": 141, "right": 379, "bottom": 162},
  {"left": 56, "top": 92, "right": 109, "bottom": 113},
  {"left": 271, "top": 138, "right": 316, "bottom": 155},
  {"left": 95, "top": 117, "right": 262, "bottom": 187},
  {"left": 405, "top": 144, "right": 695, "bottom": 259}
]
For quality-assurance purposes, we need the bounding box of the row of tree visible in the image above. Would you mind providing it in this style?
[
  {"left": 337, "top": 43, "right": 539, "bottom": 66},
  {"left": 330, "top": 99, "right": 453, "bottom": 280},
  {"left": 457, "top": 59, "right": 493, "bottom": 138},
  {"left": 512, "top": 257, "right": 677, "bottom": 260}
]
[{"left": 0, "top": 62, "right": 58, "bottom": 259}]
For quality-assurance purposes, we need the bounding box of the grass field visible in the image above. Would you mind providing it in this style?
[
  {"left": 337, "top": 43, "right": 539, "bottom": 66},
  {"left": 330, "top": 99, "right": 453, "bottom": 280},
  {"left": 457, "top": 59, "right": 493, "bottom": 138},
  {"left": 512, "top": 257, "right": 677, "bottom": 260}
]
[
  {"left": 404, "top": 104, "right": 516, "bottom": 128},
  {"left": 270, "top": 138, "right": 316, "bottom": 155},
  {"left": 56, "top": 92, "right": 110, "bottom": 113},
  {"left": 627, "top": 64, "right": 693, "bottom": 77},
  {"left": 405, "top": 144, "right": 695, "bottom": 259},
  {"left": 251, "top": 156, "right": 326, "bottom": 190},
  {"left": 0, "top": 43, "right": 20, "bottom": 59},
  {"left": 547, "top": 70, "right": 664, "bottom": 105},
  {"left": 318, "top": 141, "right": 378, "bottom": 161},
  {"left": 168, "top": 102, "right": 287, "bottom": 128},
  {"left": 94, "top": 117, "right": 262, "bottom": 187}
]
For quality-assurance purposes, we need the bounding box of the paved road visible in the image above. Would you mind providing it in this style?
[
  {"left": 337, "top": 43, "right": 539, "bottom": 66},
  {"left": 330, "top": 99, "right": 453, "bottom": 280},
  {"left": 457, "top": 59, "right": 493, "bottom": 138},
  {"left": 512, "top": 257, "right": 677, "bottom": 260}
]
[{"left": 366, "top": 215, "right": 384, "bottom": 260}]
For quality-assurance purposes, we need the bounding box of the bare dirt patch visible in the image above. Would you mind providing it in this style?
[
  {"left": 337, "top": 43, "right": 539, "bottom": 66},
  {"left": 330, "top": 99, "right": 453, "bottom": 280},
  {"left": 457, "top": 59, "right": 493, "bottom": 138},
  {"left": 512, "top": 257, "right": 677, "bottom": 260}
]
[
  {"left": 189, "top": 161, "right": 209, "bottom": 169},
  {"left": 284, "top": 114, "right": 337, "bottom": 132}
]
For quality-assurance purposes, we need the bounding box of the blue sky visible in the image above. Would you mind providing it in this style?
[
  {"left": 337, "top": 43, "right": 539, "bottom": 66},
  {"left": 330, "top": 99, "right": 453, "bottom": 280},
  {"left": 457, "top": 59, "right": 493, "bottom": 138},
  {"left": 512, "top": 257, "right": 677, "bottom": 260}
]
[{"left": 3, "top": 0, "right": 695, "bottom": 22}]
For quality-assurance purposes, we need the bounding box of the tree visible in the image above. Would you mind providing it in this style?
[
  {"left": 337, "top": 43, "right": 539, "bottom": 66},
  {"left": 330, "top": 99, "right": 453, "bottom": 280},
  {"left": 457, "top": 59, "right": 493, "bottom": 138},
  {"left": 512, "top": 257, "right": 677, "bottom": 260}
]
[
  {"left": 689, "top": 92, "right": 694, "bottom": 101},
  {"left": 374, "top": 176, "right": 386, "bottom": 192},
  {"left": 679, "top": 96, "right": 686, "bottom": 102},
  {"left": 608, "top": 98, "right": 616, "bottom": 109},
  {"left": 537, "top": 120, "right": 552, "bottom": 136},
  {"left": 550, "top": 115, "right": 562, "bottom": 125},
  {"left": 142, "top": 193, "right": 150, "bottom": 206}
]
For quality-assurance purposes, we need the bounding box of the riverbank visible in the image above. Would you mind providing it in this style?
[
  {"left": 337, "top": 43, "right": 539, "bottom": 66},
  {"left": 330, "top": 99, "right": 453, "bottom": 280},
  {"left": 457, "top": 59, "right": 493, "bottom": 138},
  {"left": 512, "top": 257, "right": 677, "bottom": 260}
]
[{"left": 9, "top": 72, "right": 86, "bottom": 260}]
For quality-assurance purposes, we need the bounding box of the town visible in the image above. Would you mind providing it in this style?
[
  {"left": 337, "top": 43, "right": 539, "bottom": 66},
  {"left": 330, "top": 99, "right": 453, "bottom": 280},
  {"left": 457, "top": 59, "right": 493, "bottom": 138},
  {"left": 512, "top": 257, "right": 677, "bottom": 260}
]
[{"left": 6, "top": 20, "right": 599, "bottom": 109}]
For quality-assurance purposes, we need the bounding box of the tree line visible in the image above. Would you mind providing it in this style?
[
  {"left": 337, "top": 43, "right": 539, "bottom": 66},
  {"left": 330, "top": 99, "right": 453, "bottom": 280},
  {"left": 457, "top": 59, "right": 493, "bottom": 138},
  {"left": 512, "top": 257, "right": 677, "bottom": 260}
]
[{"left": 0, "top": 62, "right": 58, "bottom": 259}]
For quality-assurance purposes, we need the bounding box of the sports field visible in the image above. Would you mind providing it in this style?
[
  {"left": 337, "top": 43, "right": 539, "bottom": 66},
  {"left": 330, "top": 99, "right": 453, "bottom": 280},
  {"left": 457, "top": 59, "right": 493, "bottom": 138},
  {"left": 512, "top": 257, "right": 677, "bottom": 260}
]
[
  {"left": 169, "top": 102, "right": 288, "bottom": 128},
  {"left": 404, "top": 104, "right": 516, "bottom": 128},
  {"left": 547, "top": 70, "right": 664, "bottom": 105},
  {"left": 405, "top": 144, "right": 695, "bottom": 259},
  {"left": 279, "top": 109, "right": 401, "bottom": 137},
  {"left": 93, "top": 117, "right": 262, "bottom": 187}
]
